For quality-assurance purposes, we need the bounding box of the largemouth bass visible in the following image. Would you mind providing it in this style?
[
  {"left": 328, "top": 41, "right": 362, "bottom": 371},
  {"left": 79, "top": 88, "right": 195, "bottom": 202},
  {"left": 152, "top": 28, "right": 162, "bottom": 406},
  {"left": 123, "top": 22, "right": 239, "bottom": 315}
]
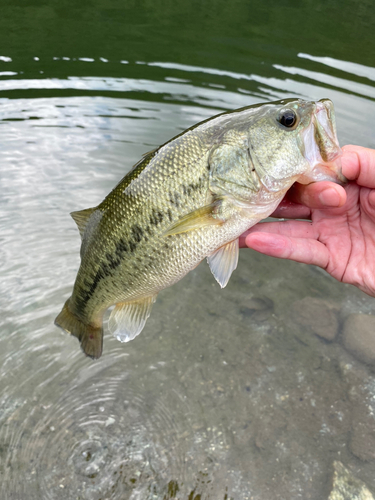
[{"left": 55, "top": 98, "right": 343, "bottom": 359}]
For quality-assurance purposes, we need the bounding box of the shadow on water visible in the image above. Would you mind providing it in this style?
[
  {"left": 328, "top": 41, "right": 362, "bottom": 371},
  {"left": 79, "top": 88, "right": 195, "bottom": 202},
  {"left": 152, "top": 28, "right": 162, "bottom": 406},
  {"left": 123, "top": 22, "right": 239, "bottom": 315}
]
[{"left": 1, "top": 1, "right": 375, "bottom": 499}]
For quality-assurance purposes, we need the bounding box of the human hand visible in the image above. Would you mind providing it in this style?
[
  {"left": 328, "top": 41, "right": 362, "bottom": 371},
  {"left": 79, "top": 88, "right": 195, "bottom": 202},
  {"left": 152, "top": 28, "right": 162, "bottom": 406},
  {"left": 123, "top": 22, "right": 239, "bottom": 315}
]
[{"left": 240, "top": 145, "right": 375, "bottom": 297}]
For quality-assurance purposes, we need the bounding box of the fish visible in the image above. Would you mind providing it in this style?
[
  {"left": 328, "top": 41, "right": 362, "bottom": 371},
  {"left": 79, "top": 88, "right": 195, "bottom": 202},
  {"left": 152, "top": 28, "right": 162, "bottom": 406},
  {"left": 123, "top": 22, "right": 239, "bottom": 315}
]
[{"left": 55, "top": 98, "right": 343, "bottom": 359}]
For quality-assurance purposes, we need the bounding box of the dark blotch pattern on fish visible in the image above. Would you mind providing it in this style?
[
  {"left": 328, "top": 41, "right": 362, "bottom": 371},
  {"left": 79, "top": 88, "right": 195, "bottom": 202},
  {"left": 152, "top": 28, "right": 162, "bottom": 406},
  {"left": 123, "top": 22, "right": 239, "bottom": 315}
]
[
  {"left": 76, "top": 230, "right": 145, "bottom": 312},
  {"left": 131, "top": 224, "right": 144, "bottom": 243},
  {"left": 181, "top": 175, "right": 207, "bottom": 197},
  {"left": 149, "top": 209, "right": 164, "bottom": 226},
  {"left": 168, "top": 191, "right": 181, "bottom": 208}
]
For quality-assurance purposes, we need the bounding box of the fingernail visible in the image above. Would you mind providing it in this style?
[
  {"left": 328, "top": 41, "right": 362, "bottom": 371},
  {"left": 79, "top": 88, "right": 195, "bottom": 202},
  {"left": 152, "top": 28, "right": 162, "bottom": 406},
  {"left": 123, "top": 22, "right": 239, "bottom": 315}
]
[{"left": 318, "top": 188, "right": 341, "bottom": 207}]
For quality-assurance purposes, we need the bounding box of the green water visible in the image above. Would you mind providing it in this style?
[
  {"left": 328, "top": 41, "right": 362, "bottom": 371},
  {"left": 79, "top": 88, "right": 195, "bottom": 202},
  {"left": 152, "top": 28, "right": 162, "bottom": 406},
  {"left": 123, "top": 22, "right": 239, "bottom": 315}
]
[{"left": 1, "top": 1, "right": 375, "bottom": 499}]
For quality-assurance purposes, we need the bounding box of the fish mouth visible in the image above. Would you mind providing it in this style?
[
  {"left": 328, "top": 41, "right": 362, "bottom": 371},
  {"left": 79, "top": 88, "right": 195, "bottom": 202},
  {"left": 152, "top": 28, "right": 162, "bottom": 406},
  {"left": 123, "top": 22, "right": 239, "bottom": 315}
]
[{"left": 301, "top": 99, "right": 347, "bottom": 185}]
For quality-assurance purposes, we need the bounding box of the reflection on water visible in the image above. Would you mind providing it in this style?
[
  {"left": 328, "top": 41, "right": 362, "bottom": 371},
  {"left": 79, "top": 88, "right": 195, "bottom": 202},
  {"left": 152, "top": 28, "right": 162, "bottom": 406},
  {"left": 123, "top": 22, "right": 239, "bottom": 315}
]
[
  {"left": 298, "top": 53, "right": 375, "bottom": 82},
  {"left": 1, "top": 47, "right": 375, "bottom": 499}
]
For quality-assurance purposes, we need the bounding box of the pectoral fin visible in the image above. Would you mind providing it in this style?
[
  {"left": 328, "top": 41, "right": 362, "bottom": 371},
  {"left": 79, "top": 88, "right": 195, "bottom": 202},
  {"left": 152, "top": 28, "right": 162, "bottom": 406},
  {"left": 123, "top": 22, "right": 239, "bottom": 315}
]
[
  {"left": 108, "top": 295, "right": 157, "bottom": 342},
  {"left": 207, "top": 238, "right": 239, "bottom": 288},
  {"left": 164, "top": 201, "right": 223, "bottom": 236}
]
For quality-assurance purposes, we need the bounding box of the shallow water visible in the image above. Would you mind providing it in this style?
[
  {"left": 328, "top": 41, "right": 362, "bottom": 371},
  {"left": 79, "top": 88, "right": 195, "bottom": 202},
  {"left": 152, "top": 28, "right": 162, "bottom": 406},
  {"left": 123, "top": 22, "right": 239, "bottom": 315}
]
[{"left": 1, "top": 2, "right": 375, "bottom": 499}]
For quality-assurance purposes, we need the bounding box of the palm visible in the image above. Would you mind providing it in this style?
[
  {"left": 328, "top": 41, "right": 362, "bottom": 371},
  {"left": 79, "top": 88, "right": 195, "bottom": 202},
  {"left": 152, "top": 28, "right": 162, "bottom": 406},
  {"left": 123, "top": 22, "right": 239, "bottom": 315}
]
[
  {"left": 309, "top": 183, "right": 375, "bottom": 296},
  {"left": 242, "top": 184, "right": 375, "bottom": 299}
]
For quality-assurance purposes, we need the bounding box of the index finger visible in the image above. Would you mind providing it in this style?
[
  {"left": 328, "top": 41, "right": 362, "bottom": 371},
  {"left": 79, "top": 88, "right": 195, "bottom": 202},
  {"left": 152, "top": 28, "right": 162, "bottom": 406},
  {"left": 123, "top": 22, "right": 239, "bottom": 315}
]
[{"left": 342, "top": 145, "right": 375, "bottom": 188}]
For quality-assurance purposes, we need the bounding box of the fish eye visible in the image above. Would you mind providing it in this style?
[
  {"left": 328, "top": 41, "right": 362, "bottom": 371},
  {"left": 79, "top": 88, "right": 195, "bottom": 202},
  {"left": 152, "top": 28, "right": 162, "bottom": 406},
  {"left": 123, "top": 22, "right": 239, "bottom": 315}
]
[{"left": 277, "top": 109, "right": 297, "bottom": 128}]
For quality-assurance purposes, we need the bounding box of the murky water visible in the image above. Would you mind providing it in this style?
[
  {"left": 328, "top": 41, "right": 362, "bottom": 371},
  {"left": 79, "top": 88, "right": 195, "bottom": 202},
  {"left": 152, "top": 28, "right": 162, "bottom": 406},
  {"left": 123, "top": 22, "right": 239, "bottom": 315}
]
[{"left": 1, "top": 2, "right": 375, "bottom": 499}]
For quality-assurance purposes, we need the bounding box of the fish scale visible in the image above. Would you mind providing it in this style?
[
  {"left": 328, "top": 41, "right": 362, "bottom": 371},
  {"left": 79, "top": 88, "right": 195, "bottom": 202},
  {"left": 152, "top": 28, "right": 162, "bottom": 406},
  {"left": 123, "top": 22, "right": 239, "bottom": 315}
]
[
  {"left": 55, "top": 98, "right": 343, "bottom": 358},
  {"left": 72, "top": 131, "right": 212, "bottom": 314}
]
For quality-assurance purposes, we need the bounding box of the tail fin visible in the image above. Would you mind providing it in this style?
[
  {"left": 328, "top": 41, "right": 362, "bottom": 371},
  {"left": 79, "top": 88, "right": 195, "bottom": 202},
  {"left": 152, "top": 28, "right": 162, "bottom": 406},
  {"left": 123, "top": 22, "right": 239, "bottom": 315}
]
[{"left": 54, "top": 299, "right": 103, "bottom": 359}]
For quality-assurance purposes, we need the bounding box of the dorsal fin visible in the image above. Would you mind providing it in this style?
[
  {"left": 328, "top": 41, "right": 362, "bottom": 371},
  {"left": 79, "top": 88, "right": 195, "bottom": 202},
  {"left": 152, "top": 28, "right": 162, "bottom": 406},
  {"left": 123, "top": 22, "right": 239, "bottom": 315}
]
[
  {"left": 142, "top": 147, "right": 158, "bottom": 157},
  {"left": 70, "top": 207, "right": 96, "bottom": 239}
]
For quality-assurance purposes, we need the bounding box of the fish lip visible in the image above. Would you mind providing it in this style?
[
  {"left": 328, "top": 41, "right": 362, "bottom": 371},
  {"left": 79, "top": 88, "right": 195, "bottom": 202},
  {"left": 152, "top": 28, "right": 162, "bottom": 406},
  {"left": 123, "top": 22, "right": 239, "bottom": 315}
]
[
  {"left": 315, "top": 102, "right": 347, "bottom": 184},
  {"left": 315, "top": 100, "right": 342, "bottom": 159},
  {"left": 301, "top": 99, "right": 347, "bottom": 184},
  {"left": 314, "top": 156, "right": 348, "bottom": 185}
]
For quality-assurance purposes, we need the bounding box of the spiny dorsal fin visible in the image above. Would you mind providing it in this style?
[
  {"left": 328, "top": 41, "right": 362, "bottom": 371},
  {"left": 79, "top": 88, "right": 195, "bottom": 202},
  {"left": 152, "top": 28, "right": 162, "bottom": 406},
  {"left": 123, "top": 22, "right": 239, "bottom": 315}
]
[
  {"left": 108, "top": 295, "right": 158, "bottom": 343},
  {"left": 207, "top": 238, "right": 239, "bottom": 288},
  {"left": 70, "top": 207, "right": 96, "bottom": 239},
  {"left": 163, "top": 201, "right": 224, "bottom": 237},
  {"left": 142, "top": 147, "right": 159, "bottom": 158}
]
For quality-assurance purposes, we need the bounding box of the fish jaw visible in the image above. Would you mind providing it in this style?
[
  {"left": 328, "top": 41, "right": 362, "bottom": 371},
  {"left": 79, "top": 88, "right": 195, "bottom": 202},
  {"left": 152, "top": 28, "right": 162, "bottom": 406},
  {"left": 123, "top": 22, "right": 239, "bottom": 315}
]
[{"left": 299, "top": 99, "right": 346, "bottom": 185}]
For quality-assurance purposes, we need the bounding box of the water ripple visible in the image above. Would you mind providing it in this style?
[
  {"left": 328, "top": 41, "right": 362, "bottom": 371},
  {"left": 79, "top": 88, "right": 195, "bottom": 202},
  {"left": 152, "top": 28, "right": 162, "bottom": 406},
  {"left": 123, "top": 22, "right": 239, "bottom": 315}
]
[
  {"left": 1, "top": 360, "right": 194, "bottom": 499},
  {"left": 1, "top": 54, "right": 375, "bottom": 499}
]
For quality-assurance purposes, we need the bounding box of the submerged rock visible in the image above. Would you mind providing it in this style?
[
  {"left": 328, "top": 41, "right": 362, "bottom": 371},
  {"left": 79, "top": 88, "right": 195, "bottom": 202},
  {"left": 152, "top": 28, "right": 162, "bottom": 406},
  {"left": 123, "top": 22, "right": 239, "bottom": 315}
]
[
  {"left": 339, "top": 362, "right": 375, "bottom": 462},
  {"left": 343, "top": 314, "right": 375, "bottom": 368},
  {"left": 349, "top": 403, "right": 375, "bottom": 462},
  {"left": 328, "top": 461, "right": 374, "bottom": 500},
  {"left": 290, "top": 297, "right": 339, "bottom": 341},
  {"left": 239, "top": 295, "right": 274, "bottom": 322}
]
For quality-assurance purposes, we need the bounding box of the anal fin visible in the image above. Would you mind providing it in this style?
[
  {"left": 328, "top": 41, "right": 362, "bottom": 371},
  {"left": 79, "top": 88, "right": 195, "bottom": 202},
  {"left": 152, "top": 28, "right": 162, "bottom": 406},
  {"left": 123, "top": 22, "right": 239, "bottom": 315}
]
[
  {"left": 108, "top": 295, "right": 157, "bottom": 342},
  {"left": 207, "top": 238, "right": 239, "bottom": 288}
]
